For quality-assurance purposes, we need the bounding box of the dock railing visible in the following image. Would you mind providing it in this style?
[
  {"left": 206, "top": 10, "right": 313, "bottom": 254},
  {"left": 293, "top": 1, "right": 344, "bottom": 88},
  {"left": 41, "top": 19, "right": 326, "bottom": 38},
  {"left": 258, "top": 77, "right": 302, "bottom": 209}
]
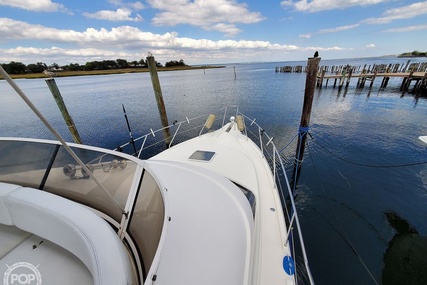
[{"left": 117, "top": 105, "right": 315, "bottom": 284}]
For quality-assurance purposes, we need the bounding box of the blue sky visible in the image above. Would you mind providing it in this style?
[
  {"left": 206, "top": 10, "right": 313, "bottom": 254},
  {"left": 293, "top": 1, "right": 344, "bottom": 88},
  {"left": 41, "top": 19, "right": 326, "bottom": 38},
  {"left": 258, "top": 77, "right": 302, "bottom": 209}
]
[{"left": 0, "top": 0, "right": 426, "bottom": 65}]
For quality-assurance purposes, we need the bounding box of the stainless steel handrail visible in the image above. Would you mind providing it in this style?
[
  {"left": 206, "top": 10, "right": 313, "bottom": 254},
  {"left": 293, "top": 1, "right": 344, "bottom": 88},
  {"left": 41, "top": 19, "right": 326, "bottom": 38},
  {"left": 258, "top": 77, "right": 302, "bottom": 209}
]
[{"left": 241, "top": 112, "right": 315, "bottom": 285}]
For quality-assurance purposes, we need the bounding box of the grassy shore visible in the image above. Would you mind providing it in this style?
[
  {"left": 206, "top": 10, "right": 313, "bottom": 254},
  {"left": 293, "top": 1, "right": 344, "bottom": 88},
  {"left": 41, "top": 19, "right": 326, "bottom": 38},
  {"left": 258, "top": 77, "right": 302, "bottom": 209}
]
[{"left": 5, "top": 65, "right": 225, "bottom": 79}]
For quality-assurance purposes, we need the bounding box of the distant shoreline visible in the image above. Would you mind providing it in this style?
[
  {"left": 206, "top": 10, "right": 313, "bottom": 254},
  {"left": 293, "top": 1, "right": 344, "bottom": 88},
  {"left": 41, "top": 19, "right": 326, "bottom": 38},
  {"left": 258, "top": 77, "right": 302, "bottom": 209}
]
[
  {"left": 3, "top": 65, "right": 225, "bottom": 80},
  {"left": 397, "top": 55, "right": 427, "bottom": 58}
]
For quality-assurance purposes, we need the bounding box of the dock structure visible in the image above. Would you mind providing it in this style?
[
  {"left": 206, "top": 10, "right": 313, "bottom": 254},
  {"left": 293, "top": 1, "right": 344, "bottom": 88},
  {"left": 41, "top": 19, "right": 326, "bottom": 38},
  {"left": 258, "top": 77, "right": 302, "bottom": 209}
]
[
  {"left": 317, "top": 62, "right": 427, "bottom": 93},
  {"left": 277, "top": 61, "right": 427, "bottom": 94},
  {"left": 275, "top": 65, "right": 305, "bottom": 73},
  {"left": 318, "top": 70, "right": 426, "bottom": 91}
]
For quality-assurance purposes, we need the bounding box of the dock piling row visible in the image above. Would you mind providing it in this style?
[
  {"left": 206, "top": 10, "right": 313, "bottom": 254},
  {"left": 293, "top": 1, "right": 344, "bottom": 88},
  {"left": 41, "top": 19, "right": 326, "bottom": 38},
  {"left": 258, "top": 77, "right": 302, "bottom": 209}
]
[{"left": 276, "top": 61, "right": 427, "bottom": 94}]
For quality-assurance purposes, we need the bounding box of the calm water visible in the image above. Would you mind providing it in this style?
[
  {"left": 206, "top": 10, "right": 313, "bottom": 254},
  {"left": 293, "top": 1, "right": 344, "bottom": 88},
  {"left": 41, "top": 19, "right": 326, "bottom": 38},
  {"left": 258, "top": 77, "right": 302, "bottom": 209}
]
[{"left": 1, "top": 57, "right": 427, "bottom": 284}]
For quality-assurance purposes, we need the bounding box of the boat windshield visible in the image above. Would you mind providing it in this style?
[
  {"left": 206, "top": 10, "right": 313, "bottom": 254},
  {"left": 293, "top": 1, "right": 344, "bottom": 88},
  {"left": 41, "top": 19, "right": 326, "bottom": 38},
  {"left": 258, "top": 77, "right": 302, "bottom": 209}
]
[
  {"left": 0, "top": 139, "right": 138, "bottom": 222},
  {"left": 0, "top": 138, "right": 167, "bottom": 280}
]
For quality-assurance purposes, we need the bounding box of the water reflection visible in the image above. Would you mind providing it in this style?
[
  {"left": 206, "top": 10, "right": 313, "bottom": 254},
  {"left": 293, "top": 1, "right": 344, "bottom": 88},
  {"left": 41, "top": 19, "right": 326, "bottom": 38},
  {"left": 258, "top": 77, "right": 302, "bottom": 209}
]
[{"left": 382, "top": 211, "right": 427, "bottom": 285}]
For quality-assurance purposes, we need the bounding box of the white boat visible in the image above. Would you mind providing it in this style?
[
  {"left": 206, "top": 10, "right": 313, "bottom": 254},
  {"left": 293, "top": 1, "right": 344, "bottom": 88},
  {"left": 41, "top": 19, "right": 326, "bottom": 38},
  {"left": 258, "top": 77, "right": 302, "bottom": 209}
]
[{"left": 0, "top": 69, "right": 314, "bottom": 284}]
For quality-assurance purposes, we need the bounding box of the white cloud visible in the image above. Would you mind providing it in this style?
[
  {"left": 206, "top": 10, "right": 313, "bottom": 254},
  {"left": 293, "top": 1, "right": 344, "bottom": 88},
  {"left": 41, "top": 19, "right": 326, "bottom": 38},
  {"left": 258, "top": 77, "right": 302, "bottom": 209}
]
[
  {"left": 296, "top": 2, "right": 427, "bottom": 42},
  {"left": 0, "top": 17, "right": 344, "bottom": 51},
  {"left": 383, "top": 24, "right": 427, "bottom": 33},
  {"left": 0, "top": 0, "right": 54, "bottom": 11},
  {"left": 0, "top": 18, "right": 347, "bottom": 64},
  {"left": 317, "top": 24, "right": 360, "bottom": 34},
  {"left": 127, "top": 2, "right": 145, "bottom": 10},
  {"left": 147, "top": 0, "right": 264, "bottom": 36},
  {"left": 208, "top": 23, "right": 242, "bottom": 36},
  {"left": 83, "top": 8, "right": 143, "bottom": 22},
  {"left": 108, "top": 0, "right": 145, "bottom": 10},
  {"left": 0, "top": 17, "right": 278, "bottom": 49},
  {"left": 0, "top": 0, "right": 71, "bottom": 13},
  {"left": 281, "top": 0, "right": 387, "bottom": 12},
  {"left": 366, "top": 43, "right": 375, "bottom": 48},
  {"left": 0, "top": 46, "right": 135, "bottom": 65},
  {"left": 362, "top": 1, "right": 427, "bottom": 24},
  {"left": 298, "top": 23, "right": 359, "bottom": 38}
]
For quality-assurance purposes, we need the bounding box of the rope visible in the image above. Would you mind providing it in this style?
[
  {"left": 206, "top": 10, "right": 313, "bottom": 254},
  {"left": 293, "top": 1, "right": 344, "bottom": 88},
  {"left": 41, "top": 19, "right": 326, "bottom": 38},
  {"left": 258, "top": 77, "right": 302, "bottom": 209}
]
[
  {"left": 278, "top": 132, "right": 298, "bottom": 153},
  {"left": 299, "top": 126, "right": 309, "bottom": 136},
  {"left": 309, "top": 133, "right": 427, "bottom": 168},
  {"left": 278, "top": 126, "right": 309, "bottom": 154}
]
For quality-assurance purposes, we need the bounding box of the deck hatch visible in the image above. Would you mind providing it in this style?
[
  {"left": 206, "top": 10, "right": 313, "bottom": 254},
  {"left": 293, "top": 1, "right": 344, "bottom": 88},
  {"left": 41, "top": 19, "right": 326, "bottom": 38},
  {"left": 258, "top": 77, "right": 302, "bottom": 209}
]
[{"left": 189, "top": 150, "right": 216, "bottom": 162}]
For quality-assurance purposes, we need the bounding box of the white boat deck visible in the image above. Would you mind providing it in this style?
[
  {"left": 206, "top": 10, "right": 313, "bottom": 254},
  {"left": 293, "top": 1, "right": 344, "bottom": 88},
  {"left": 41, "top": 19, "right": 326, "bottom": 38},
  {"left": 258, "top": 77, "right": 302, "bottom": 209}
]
[
  {"left": 0, "top": 224, "right": 93, "bottom": 284},
  {"left": 0, "top": 182, "right": 137, "bottom": 285},
  {"left": 151, "top": 122, "right": 295, "bottom": 284}
]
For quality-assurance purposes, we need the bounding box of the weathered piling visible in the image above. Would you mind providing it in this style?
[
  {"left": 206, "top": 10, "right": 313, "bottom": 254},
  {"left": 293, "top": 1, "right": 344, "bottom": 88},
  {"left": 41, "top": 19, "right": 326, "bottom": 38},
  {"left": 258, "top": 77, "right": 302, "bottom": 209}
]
[
  {"left": 369, "top": 71, "right": 377, "bottom": 89},
  {"left": 275, "top": 65, "right": 303, "bottom": 72},
  {"left": 345, "top": 68, "right": 353, "bottom": 87},
  {"left": 416, "top": 73, "right": 427, "bottom": 93},
  {"left": 291, "top": 56, "right": 321, "bottom": 193},
  {"left": 319, "top": 69, "right": 325, "bottom": 87},
  {"left": 45, "top": 78, "right": 83, "bottom": 144},
  {"left": 381, "top": 76, "right": 390, "bottom": 88},
  {"left": 146, "top": 54, "right": 171, "bottom": 145},
  {"left": 400, "top": 71, "right": 414, "bottom": 91},
  {"left": 402, "top": 71, "right": 427, "bottom": 94}
]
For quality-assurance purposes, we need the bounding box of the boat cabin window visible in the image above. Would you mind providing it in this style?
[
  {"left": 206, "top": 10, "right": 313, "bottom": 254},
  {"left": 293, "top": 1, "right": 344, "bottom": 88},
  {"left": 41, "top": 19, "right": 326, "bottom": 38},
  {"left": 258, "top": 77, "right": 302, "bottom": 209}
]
[
  {"left": 189, "top": 150, "right": 216, "bottom": 161},
  {"left": 0, "top": 140, "right": 137, "bottom": 222},
  {"left": 0, "top": 140, "right": 57, "bottom": 188},
  {"left": 128, "top": 170, "right": 164, "bottom": 277},
  {"left": 0, "top": 140, "right": 166, "bottom": 282},
  {"left": 233, "top": 182, "right": 256, "bottom": 218}
]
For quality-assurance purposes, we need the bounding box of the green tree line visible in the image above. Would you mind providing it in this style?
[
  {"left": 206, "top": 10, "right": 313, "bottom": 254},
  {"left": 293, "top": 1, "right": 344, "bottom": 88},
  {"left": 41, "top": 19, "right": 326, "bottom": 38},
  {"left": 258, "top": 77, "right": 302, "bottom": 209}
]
[
  {"left": 1, "top": 58, "right": 188, "bottom": 74},
  {"left": 399, "top": 50, "right": 427, "bottom": 57}
]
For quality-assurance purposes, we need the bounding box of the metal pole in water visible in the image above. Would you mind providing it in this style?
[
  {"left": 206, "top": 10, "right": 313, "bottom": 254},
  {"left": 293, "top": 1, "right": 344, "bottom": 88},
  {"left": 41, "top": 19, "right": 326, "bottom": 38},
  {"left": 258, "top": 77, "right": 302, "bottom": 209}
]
[
  {"left": 146, "top": 53, "right": 171, "bottom": 145},
  {"left": 122, "top": 104, "right": 138, "bottom": 155},
  {"left": 291, "top": 56, "right": 321, "bottom": 193},
  {"left": 45, "top": 78, "right": 83, "bottom": 144}
]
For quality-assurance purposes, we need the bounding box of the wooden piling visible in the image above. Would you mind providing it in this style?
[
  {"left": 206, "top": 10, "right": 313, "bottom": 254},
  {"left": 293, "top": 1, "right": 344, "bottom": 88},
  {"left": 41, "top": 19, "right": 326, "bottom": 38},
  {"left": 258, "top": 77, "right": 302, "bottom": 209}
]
[
  {"left": 381, "top": 76, "right": 390, "bottom": 88},
  {"left": 146, "top": 54, "right": 171, "bottom": 145},
  {"left": 403, "top": 60, "right": 411, "bottom": 72},
  {"left": 45, "top": 78, "right": 83, "bottom": 144},
  {"left": 319, "top": 69, "right": 326, "bottom": 87},
  {"left": 369, "top": 71, "right": 377, "bottom": 89},
  {"left": 291, "top": 56, "right": 321, "bottom": 193},
  {"left": 346, "top": 68, "right": 353, "bottom": 87},
  {"left": 401, "top": 71, "right": 414, "bottom": 92},
  {"left": 339, "top": 72, "right": 345, "bottom": 87},
  {"left": 417, "top": 73, "right": 427, "bottom": 94}
]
